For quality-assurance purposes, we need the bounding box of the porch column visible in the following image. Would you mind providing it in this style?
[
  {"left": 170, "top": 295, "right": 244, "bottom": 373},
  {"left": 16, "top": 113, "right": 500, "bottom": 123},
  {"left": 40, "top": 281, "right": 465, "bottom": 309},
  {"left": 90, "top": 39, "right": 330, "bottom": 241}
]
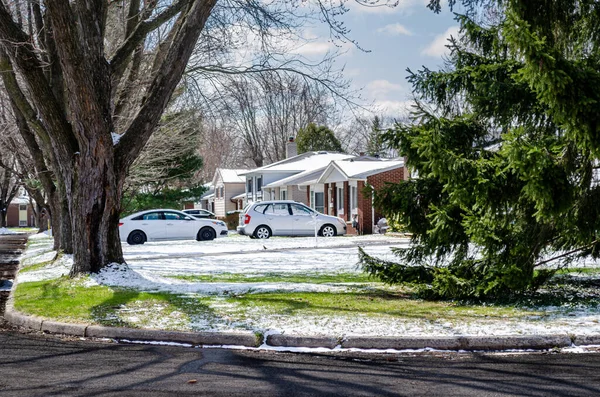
[
  {"left": 357, "top": 180, "right": 372, "bottom": 234},
  {"left": 343, "top": 181, "right": 350, "bottom": 221},
  {"left": 331, "top": 182, "right": 337, "bottom": 216},
  {"left": 324, "top": 183, "right": 329, "bottom": 215}
]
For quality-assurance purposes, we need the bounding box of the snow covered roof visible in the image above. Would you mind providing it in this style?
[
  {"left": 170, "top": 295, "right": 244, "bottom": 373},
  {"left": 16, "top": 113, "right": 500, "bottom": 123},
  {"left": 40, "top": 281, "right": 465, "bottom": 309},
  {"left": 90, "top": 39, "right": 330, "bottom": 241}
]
[
  {"left": 231, "top": 192, "right": 246, "bottom": 200},
  {"left": 240, "top": 152, "right": 354, "bottom": 176},
  {"left": 213, "top": 168, "right": 248, "bottom": 185},
  {"left": 9, "top": 196, "right": 31, "bottom": 205},
  {"left": 264, "top": 168, "right": 327, "bottom": 188},
  {"left": 317, "top": 159, "right": 405, "bottom": 184}
]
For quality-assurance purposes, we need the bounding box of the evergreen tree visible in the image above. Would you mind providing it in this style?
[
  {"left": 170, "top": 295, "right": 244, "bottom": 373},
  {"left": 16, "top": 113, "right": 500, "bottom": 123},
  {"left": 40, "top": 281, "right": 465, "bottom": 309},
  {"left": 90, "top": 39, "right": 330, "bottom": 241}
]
[
  {"left": 366, "top": 116, "right": 385, "bottom": 157},
  {"left": 359, "top": 7, "right": 600, "bottom": 300},
  {"left": 296, "top": 123, "right": 344, "bottom": 153}
]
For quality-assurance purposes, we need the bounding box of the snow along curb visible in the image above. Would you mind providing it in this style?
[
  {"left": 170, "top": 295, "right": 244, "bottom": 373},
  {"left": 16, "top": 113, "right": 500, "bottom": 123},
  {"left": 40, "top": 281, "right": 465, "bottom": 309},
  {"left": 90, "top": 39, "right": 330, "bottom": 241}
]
[
  {"left": 7, "top": 297, "right": 600, "bottom": 350},
  {"left": 4, "top": 252, "right": 600, "bottom": 352}
]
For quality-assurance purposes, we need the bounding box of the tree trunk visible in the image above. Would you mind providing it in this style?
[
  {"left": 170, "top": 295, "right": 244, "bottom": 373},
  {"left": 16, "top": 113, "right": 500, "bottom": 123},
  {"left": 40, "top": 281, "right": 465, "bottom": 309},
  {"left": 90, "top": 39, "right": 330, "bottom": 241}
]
[
  {"left": 0, "top": 205, "right": 6, "bottom": 228},
  {"left": 68, "top": 145, "right": 124, "bottom": 275}
]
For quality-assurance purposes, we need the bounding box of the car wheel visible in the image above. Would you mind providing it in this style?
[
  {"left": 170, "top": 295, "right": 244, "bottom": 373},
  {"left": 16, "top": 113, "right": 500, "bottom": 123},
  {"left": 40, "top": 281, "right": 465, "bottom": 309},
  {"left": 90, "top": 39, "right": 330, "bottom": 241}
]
[
  {"left": 320, "top": 224, "right": 337, "bottom": 237},
  {"left": 254, "top": 225, "right": 271, "bottom": 239},
  {"left": 127, "top": 230, "right": 146, "bottom": 245},
  {"left": 197, "top": 227, "right": 216, "bottom": 241}
]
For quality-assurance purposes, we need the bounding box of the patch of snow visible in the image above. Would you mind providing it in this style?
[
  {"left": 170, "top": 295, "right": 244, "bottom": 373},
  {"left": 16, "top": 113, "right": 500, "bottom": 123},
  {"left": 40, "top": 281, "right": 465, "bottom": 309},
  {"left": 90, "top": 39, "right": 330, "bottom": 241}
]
[
  {"left": 17, "top": 254, "right": 72, "bottom": 283},
  {"left": 28, "top": 231, "right": 52, "bottom": 240},
  {"left": 111, "top": 132, "right": 122, "bottom": 145},
  {"left": 17, "top": 235, "right": 600, "bottom": 339},
  {"left": 0, "top": 227, "right": 18, "bottom": 235}
]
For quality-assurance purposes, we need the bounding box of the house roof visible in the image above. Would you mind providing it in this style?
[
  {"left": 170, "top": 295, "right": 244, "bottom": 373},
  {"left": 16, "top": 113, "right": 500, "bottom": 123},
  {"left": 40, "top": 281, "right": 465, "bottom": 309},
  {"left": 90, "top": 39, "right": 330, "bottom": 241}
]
[
  {"left": 263, "top": 167, "right": 327, "bottom": 188},
  {"left": 317, "top": 159, "right": 405, "bottom": 184},
  {"left": 213, "top": 168, "right": 248, "bottom": 185},
  {"left": 9, "top": 196, "right": 30, "bottom": 205},
  {"left": 240, "top": 152, "right": 354, "bottom": 176},
  {"left": 231, "top": 192, "right": 246, "bottom": 200}
]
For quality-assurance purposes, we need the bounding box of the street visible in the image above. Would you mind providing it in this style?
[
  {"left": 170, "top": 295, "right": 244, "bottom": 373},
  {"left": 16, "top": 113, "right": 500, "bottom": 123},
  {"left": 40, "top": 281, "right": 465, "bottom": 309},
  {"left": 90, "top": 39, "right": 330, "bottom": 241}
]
[{"left": 1, "top": 329, "right": 600, "bottom": 396}]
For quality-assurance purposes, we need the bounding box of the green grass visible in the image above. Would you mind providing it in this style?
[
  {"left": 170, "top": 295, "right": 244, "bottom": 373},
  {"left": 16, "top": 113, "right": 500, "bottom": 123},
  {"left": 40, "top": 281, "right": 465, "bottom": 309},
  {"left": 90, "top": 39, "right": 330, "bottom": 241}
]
[
  {"left": 556, "top": 267, "right": 600, "bottom": 275},
  {"left": 13, "top": 277, "right": 542, "bottom": 332},
  {"left": 224, "top": 291, "right": 538, "bottom": 320},
  {"left": 19, "top": 258, "right": 57, "bottom": 273},
  {"left": 170, "top": 272, "right": 374, "bottom": 284},
  {"left": 14, "top": 278, "right": 216, "bottom": 329}
]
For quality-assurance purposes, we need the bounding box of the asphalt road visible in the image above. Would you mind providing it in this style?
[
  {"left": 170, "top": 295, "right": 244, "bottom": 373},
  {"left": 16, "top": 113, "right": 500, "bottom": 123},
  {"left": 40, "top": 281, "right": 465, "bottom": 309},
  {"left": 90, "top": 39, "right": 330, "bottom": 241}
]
[{"left": 1, "top": 329, "right": 600, "bottom": 397}]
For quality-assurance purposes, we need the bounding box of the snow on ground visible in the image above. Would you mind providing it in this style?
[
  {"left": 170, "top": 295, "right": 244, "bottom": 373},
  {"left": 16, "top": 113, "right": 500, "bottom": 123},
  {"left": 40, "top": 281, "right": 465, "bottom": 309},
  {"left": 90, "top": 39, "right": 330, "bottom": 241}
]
[
  {"left": 15, "top": 234, "right": 600, "bottom": 338},
  {"left": 0, "top": 227, "right": 18, "bottom": 235}
]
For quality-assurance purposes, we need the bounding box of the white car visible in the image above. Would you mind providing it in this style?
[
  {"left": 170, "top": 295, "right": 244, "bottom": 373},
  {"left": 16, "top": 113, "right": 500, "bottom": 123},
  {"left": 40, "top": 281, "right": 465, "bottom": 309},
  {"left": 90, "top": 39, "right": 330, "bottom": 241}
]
[
  {"left": 237, "top": 200, "right": 347, "bottom": 239},
  {"left": 119, "top": 209, "right": 228, "bottom": 245}
]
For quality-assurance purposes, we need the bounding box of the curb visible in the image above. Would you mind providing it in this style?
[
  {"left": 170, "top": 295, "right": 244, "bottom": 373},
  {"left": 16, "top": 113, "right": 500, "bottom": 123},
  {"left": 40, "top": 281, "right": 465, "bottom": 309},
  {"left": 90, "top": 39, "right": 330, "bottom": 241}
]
[
  {"left": 2, "top": 239, "right": 597, "bottom": 353},
  {"left": 4, "top": 301, "right": 589, "bottom": 351}
]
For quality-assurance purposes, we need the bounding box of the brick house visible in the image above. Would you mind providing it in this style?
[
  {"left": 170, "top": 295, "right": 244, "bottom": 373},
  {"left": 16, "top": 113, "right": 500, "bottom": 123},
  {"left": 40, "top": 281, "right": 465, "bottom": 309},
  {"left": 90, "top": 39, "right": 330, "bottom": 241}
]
[
  {"left": 314, "top": 158, "right": 407, "bottom": 234},
  {"left": 241, "top": 151, "right": 353, "bottom": 205},
  {"left": 6, "top": 196, "right": 35, "bottom": 228}
]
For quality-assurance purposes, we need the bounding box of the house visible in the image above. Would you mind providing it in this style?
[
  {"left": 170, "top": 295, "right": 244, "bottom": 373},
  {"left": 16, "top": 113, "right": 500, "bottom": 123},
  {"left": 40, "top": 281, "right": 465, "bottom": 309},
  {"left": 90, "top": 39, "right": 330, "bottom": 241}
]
[
  {"left": 185, "top": 183, "right": 214, "bottom": 212},
  {"left": 239, "top": 136, "right": 409, "bottom": 234},
  {"left": 241, "top": 150, "right": 354, "bottom": 205},
  {"left": 6, "top": 195, "right": 35, "bottom": 228},
  {"left": 186, "top": 169, "right": 249, "bottom": 218},
  {"left": 211, "top": 168, "right": 248, "bottom": 218},
  {"left": 315, "top": 158, "right": 407, "bottom": 234}
]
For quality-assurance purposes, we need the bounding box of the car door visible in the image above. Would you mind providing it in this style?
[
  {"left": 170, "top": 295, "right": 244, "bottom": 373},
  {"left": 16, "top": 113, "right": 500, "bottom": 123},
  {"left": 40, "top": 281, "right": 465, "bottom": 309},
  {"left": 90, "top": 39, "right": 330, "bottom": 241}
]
[
  {"left": 164, "top": 211, "right": 198, "bottom": 240},
  {"left": 136, "top": 211, "right": 167, "bottom": 241},
  {"left": 262, "top": 203, "right": 294, "bottom": 235},
  {"left": 289, "top": 203, "right": 317, "bottom": 236}
]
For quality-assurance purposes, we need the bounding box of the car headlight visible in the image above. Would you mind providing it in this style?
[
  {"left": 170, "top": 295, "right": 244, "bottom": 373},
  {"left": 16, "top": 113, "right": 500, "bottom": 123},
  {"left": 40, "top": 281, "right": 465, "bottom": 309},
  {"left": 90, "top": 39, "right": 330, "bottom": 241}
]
[{"left": 336, "top": 218, "right": 346, "bottom": 226}]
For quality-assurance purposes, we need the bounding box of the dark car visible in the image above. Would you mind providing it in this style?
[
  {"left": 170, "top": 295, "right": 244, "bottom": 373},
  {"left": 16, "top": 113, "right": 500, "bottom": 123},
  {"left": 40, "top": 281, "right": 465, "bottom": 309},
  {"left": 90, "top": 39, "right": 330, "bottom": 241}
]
[{"left": 183, "top": 209, "right": 217, "bottom": 219}]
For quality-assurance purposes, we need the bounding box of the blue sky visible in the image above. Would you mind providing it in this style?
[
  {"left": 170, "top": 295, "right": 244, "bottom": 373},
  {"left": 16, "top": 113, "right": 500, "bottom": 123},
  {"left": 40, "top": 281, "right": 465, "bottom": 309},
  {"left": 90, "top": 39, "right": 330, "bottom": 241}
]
[{"left": 293, "top": 0, "right": 462, "bottom": 117}]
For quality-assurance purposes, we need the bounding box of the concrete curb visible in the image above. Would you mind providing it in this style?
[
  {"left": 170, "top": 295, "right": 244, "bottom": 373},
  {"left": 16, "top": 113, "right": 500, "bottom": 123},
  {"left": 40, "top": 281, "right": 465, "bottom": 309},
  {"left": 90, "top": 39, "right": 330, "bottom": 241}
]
[
  {"left": 5, "top": 302, "right": 598, "bottom": 352},
  {"left": 2, "top": 241, "right": 598, "bottom": 353}
]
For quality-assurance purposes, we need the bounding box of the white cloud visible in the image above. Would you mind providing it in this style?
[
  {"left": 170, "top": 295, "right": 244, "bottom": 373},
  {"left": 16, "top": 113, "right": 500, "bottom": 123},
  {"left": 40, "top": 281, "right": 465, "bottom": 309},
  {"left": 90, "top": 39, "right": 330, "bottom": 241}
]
[
  {"left": 291, "top": 41, "right": 333, "bottom": 56},
  {"left": 349, "top": 0, "right": 429, "bottom": 15},
  {"left": 421, "top": 26, "right": 459, "bottom": 58},
  {"left": 372, "top": 100, "right": 415, "bottom": 118},
  {"left": 377, "top": 23, "right": 412, "bottom": 36},
  {"left": 365, "top": 79, "right": 404, "bottom": 99}
]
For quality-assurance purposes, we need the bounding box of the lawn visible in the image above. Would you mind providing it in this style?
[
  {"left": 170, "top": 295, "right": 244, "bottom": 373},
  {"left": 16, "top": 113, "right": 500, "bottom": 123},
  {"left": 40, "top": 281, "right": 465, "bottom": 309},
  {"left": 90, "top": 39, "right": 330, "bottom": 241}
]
[{"left": 12, "top": 233, "right": 600, "bottom": 337}]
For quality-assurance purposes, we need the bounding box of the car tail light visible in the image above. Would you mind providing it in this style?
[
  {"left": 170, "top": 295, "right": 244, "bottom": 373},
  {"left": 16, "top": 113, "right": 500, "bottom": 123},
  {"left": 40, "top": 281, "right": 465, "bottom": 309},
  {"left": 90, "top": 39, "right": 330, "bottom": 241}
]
[
  {"left": 244, "top": 214, "right": 251, "bottom": 224},
  {"left": 118, "top": 222, "right": 123, "bottom": 227}
]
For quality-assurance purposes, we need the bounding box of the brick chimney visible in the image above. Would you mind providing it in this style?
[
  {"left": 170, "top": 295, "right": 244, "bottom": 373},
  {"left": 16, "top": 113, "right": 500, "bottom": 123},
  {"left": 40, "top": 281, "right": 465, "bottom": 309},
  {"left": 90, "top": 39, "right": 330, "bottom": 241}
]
[{"left": 286, "top": 136, "right": 297, "bottom": 158}]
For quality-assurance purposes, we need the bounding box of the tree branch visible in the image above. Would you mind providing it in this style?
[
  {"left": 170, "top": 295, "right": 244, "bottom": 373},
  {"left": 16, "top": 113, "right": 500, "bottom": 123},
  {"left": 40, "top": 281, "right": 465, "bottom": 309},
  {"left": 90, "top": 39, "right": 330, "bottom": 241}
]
[
  {"left": 116, "top": 0, "right": 217, "bottom": 172},
  {"left": 110, "top": 0, "right": 188, "bottom": 82}
]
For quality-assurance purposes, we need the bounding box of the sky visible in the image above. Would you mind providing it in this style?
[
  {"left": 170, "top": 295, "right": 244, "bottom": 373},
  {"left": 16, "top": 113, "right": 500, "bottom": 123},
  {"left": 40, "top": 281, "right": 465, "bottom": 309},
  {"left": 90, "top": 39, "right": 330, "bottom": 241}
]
[{"left": 289, "top": 0, "right": 462, "bottom": 119}]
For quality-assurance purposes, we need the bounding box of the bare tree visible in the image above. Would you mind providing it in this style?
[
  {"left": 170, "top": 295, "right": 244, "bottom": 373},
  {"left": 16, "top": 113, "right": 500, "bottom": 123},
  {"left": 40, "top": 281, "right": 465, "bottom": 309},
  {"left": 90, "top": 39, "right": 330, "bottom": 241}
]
[{"left": 0, "top": 0, "right": 393, "bottom": 275}]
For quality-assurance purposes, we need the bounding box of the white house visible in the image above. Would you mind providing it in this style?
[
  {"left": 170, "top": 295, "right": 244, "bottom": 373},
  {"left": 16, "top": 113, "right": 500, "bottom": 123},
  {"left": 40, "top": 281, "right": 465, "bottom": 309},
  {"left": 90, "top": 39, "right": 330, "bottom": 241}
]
[
  {"left": 211, "top": 168, "right": 248, "bottom": 217},
  {"left": 241, "top": 151, "right": 353, "bottom": 205}
]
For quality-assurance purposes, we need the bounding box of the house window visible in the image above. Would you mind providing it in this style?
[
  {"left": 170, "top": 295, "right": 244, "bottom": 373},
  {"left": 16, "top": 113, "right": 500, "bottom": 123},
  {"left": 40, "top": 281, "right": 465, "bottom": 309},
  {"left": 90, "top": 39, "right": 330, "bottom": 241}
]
[
  {"left": 350, "top": 185, "right": 358, "bottom": 215},
  {"left": 247, "top": 179, "right": 253, "bottom": 194},
  {"left": 311, "top": 191, "right": 325, "bottom": 213},
  {"left": 219, "top": 186, "right": 224, "bottom": 199},
  {"left": 256, "top": 176, "right": 263, "bottom": 199},
  {"left": 280, "top": 189, "right": 287, "bottom": 200},
  {"left": 19, "top": 220, "right": 27, "bottom": 226},
  {"left": 337, "top": 186, "right": 344, "bottom": 214},
  {"left": 19, "top": 204, "right": 27, "bottom": 211}
]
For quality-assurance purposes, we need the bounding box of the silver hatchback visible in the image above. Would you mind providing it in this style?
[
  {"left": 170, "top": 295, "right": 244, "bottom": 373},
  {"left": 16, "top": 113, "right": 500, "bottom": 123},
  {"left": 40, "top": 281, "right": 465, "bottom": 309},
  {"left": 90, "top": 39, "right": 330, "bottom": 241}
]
[{"left": 237, "top": 200, "right": 347, "bottom": 239}]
